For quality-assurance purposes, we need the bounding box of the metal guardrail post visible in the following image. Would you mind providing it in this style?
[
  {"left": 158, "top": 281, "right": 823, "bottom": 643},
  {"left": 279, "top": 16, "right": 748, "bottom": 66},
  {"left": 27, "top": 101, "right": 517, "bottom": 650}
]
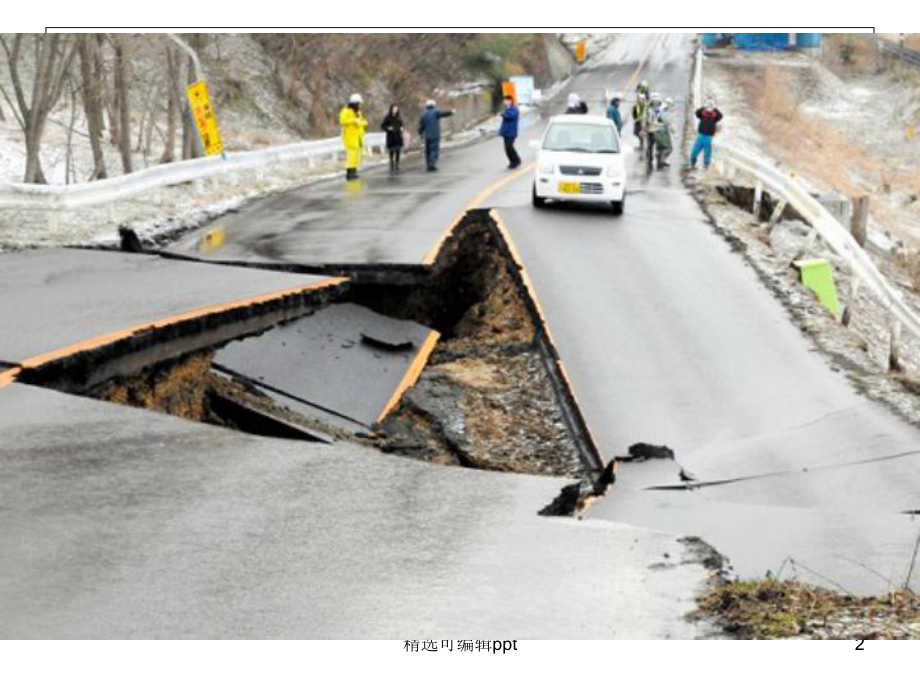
[{"left": 841, "top": 277, "right": 860, "bottom": 327}]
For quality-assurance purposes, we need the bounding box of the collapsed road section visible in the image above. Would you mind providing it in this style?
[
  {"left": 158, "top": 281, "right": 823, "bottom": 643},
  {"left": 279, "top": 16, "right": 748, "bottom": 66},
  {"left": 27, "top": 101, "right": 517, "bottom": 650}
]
[{"left": 11, "top": 211, "right": 604, "bottom": 481}]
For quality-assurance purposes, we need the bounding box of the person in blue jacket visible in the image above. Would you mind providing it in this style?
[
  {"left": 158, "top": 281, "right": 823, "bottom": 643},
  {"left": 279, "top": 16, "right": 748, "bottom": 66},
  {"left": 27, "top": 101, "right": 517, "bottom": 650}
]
[
  {"left": 499, "top": 94, "right": 521, "bottom": 169},
  {"left": 606, "top": 92, "right": 623, "bottom": 134},
  {"left": 418, "top": 99, "right": 454, "bottom": 172}
]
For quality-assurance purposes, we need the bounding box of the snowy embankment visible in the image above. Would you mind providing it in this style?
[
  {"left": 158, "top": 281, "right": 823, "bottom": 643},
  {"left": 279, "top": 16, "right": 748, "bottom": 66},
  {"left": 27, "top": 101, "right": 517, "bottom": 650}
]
[{"left": 702, "top": 49, "right": 920, "bottom": 253}]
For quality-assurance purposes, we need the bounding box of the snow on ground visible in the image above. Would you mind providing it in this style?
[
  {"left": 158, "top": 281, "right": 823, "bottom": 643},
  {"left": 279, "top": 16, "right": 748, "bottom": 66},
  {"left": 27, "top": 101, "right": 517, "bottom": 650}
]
[{"left": 0, "top": 35, "right": 309, "bottom": 187}]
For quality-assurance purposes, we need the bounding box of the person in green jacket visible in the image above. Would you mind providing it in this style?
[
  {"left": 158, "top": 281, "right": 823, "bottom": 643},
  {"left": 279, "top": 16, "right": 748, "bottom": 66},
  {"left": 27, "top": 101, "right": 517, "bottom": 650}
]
[{"left": 632, "top": 91, "right": 648, "bottom": 148}]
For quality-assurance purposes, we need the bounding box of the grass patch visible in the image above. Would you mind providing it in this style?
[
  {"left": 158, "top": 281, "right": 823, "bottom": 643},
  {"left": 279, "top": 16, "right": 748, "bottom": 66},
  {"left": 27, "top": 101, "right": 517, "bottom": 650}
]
[{"left": 697, "top": 578, "right": 920, "bottom": 639}]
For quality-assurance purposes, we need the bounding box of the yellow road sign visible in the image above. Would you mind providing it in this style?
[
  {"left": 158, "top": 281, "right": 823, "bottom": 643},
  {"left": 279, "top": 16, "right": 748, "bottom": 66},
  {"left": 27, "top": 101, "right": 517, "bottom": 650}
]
[
  {"left": 575, "top": 39, "right": 587, "bottom": 63},
  {"left": 187, "top": 80, "right": 224, "bottom": 157}
]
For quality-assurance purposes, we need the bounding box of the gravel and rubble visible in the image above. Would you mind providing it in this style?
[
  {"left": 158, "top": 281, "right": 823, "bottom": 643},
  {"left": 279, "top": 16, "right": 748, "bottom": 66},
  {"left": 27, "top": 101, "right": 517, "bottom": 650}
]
[{"left": 373, "top": 214, "right": 586, "bottom": 478}]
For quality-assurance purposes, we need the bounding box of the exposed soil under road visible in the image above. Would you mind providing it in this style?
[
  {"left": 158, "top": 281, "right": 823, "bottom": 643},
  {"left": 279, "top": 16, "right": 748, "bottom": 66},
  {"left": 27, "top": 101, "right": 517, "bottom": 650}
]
[{"left": 348, "top": 213, "right": 589, "bottom": 477}]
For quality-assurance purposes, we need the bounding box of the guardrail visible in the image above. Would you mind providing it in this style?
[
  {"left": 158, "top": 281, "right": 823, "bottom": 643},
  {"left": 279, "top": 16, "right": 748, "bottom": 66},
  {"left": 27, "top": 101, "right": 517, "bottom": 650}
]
[
  {"left": 0, "top": 133, "right": 387, "bottom": 211},
  {"left": 880, "top": 38, "right": 920, "bottom": 68},
  {"left": 691, "top": 44, "right": 920, "bottom": 356}
]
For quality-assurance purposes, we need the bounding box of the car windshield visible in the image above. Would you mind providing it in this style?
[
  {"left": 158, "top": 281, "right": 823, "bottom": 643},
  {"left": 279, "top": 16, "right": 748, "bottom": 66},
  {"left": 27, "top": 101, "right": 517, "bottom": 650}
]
[{"left": 542, "top": 122, "right": 619, "bottom": 153}]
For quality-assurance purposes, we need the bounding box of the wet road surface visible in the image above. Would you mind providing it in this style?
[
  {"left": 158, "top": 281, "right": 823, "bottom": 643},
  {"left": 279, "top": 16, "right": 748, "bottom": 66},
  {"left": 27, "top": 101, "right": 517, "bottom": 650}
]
[
  {"left": 6, "top": 33, "right": 920, "bottom": 638},
  {"left": 148, "top": 32, "right": 920, "bottom": 591},
  {"left": 488, "top": 33, "right": 920, "bottom": 593},
  {"left": 168, "top": 130, "right": 541, "bottom": 265}
]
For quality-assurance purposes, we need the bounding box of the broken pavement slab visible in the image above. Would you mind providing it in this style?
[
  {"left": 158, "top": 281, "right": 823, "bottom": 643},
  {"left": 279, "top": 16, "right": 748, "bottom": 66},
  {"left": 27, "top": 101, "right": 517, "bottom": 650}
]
[
  {"left": 0, "top": 248, "right": 344, "bottom": 387},
  {"left": 0, "top": 382, "right": 715, "bottom": 639},
  {"left": 214, "top": 303, "right": 439, "bottom": 431}
]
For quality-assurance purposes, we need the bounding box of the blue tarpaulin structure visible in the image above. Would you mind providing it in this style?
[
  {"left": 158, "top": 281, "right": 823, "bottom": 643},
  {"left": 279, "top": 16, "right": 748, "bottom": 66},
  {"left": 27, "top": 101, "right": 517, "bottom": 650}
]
[
  {"left": 702, "top": 32, "right": 816, "bottom": 51},
  {"left": 733, "top": 33, "right": 791, "bottom": 50}
]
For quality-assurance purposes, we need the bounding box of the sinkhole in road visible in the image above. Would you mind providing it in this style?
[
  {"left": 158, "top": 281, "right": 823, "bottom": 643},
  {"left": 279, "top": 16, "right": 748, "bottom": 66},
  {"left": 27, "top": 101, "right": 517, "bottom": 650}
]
[{"left": 28, "top": 211, "right": 601, "bottom": 480}]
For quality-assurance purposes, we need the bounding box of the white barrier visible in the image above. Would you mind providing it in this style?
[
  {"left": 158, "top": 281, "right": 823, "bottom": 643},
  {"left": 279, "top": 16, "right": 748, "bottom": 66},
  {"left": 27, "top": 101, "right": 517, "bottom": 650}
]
[
  {"left": 691, "top": 43, "right": 920, "bottom": 344},
  {"left": 0, "top": 133, "right": 387, "bottom": 211}
]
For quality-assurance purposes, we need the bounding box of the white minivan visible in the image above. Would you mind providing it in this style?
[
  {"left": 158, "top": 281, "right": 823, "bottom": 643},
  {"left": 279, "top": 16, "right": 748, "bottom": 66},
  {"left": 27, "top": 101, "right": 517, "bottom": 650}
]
[{"left": 531, "top": 115, "right": 627, "bottom": 215}]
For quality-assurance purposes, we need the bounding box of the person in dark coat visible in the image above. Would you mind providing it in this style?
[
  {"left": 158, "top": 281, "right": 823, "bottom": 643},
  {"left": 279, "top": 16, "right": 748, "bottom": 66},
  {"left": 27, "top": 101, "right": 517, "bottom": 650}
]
[
  {"left": 565, "top": 93, "right": 589, "bottom": 114},
  {"left": 381, "top": 104, "right": 405, "bottom": 173},
  {"left": 499, "top": 94, "right": 521, "bottom": 169},
  {"left": 418, "top": 99, "right": 454, "bottom": 172}
]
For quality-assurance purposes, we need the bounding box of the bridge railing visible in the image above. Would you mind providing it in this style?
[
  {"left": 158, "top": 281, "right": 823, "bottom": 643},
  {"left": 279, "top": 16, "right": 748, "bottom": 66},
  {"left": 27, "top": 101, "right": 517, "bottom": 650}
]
[
  {"left": 692, "top": 43, "right": 920, "bottom": 351},
  {"left": 0, "top": 133, "right": 387, "bottom": 211}
]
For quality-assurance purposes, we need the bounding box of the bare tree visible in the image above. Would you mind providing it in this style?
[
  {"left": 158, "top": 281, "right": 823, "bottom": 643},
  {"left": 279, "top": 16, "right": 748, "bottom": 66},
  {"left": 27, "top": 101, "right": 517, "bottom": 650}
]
[
  {"left": 64, "top": 76, "right": 79, "bottom": 184},
  {"left": 112, "top": 34, "right": 133, "bottom": 174},
  {"left": 161, "top": 44, "right": 180, "bottom": 163},
  {"left": 0, "top": 34, "right": 79, "bottom": 183},
  {"left": 77, "top": 34, "right": 108, "bottom": 180}
]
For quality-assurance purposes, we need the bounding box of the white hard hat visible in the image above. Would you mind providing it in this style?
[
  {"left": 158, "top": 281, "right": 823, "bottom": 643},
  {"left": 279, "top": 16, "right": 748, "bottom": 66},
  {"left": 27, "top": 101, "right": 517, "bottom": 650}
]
[
  {"left": 568, "top": 93, "right": 580, "bottom": 107},
  {"left": 348, "top": 93, "right": 362, "bottom": 104},
  {"left": 611, "top": 92, "right": 623, "bottom": 100},
  {"left": 426, "top": 99, "right": 436, "bottom": 107}
]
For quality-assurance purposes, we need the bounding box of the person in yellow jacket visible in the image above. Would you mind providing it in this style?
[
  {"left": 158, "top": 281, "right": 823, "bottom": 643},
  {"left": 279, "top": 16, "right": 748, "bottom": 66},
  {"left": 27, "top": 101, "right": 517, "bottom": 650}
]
[{"left": 340, "top": 94, "right": 368, "bottom": 180}]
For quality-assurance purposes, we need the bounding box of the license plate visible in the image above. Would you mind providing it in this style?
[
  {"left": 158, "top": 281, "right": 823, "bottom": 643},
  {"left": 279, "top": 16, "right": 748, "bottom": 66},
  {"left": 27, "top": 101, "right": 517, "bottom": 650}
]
[{"left": 558, "top": 181, "right": 580, "bottom": 194}]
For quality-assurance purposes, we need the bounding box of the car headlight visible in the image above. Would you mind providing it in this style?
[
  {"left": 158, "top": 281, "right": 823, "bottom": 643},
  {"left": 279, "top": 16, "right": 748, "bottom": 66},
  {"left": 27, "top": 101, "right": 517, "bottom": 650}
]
[{"left": 539, "top": 161, "right": 555, "bottom": 174}]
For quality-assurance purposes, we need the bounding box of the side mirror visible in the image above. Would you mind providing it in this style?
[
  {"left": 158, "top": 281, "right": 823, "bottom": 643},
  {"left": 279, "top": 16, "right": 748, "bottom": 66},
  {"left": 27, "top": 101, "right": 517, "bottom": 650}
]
[{"left": 529, "top": 139, "right": 541, "bottom": 150}]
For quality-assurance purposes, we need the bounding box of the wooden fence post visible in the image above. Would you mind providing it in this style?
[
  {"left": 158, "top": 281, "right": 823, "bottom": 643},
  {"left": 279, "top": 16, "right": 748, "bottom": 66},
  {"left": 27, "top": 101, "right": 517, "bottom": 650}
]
[
  {"left": 851, "top": 195, "right": 870, "bottom": 248},
  {"left": 889, "top": 317, "right": 902, "bottom": 372}
]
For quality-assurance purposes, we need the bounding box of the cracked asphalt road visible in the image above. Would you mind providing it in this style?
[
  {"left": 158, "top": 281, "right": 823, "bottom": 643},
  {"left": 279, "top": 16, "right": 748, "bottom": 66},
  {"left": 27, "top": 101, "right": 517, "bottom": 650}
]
[
  {"left": 5, "top": 33, "right": 920, "bottom": 639},
  {"left": 163, "top": 33, "right": 920, "bottom": 592},
  {"left": 486, "top": 34, "right": 920, "bottom": 593},
  {"left": 0, "top": 35, "right": 720, "bottom": 639},
  {"left": 166, "top": 33, "right": 920, "bottom": 593}
]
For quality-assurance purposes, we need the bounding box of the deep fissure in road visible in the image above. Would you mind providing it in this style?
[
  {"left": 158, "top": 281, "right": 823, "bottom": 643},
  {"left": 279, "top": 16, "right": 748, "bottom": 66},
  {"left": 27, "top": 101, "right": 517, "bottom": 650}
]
[
  {"left": 351, "top": 213, "right": 590, "bottom": 477},
  {"left": 29, "top": 211, "right": 599, "bottom": 479}
]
